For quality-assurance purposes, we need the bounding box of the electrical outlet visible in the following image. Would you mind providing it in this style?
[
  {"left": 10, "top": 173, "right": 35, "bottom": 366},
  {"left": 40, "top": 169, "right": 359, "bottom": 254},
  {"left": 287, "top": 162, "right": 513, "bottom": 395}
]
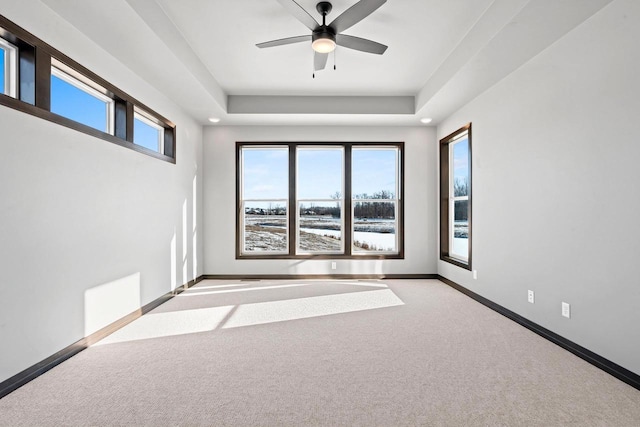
[
  {"left": 331, "top": 261, "right": 337, "bottom": 270},
  {"left": 473, "top": 270, "right": 478, "bottom": 280},
  {"left": 562, "top": 302, "right": 571, "bottom": 318},
  {"left": 527, "top": 290, "right": 535, "bottom": 304}
]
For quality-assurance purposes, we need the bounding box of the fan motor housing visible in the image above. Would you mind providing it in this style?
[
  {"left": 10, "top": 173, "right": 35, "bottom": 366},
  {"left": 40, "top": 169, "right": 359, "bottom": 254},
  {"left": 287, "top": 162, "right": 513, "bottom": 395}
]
[{"left": 312, "top": 25, "right": 336, "bottom": 44}]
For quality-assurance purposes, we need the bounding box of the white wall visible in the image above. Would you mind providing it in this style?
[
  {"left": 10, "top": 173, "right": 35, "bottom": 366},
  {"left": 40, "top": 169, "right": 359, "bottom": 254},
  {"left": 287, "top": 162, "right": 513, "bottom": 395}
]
[
  {"left": 204, "top": 126, "right": 436, "bottom": 276},
  {"left": 437, "top": 0, "right": 640, "bottom": 375},
  {"left": 0, "top": 3, "right": 203, "bottom": 383}
]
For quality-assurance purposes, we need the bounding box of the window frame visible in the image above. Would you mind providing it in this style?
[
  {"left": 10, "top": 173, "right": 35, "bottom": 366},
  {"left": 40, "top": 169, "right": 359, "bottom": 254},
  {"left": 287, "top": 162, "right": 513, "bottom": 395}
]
[
  {"left": 296, "top": 145, "right": 345, "bottom": 255},
  {"left": 440, "top": 123, "right": 472, "bottom": 270},
  {"left": 51, "top": 60, "right": 115, "bottom": 135},
  {"left": 0, "top": 14, "right": 176, "bottom": 163},
  {"left": 236, "top": 141, "right": 404, "bottom": 260},
  {"left": 0, "top": 36, "right": 18, "bottom": 97},
  {"left": 134, "top": 108, "right": 165, "bottom": 154},
  {"left": 238, "top": 145, "right": 290, "bottom": 256},
  {"left": 351, "top": 146, "right": 401, "bottom": 254}
]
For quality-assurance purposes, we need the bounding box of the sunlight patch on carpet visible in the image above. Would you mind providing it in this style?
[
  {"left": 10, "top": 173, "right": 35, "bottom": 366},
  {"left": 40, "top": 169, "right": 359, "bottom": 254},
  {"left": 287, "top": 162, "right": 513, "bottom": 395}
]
[
  {"left": 222, "top": 289, "right": 403, "bottom": 329},
  {"left": 94, "top": 288, "right": 404, "bottom": 345},
  {"left": 178, "top": 283, "right": 312, "bottom": 297},
  {"left": 93, "top": 305, "right": 235, "bottom": 346}
]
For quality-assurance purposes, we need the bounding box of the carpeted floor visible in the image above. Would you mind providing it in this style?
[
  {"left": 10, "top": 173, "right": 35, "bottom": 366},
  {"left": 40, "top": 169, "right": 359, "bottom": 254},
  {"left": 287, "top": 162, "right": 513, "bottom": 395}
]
[{"left": 1, "top": 279, "right": 639, "bottom": 426}]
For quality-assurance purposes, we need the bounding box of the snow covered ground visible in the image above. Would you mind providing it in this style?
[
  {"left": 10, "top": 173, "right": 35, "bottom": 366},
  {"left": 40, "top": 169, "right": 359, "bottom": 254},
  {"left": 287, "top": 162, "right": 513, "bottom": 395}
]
[{"left": 244, "top": 215, "right": 396, "bottom": 252}]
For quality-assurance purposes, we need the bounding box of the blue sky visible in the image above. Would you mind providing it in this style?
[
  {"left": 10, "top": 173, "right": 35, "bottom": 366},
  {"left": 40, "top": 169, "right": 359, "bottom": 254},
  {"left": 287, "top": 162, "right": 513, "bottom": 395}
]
[
  {"left": 50, "top": 74, "right": 108, "bottom": 132},
  {"left": 133, "top": 118, "right": 161, "bottom": 151},
  {"left": 453, "top": 137, "right": 469, "bottom": 184},
  {"left": 298, "top": 148, "right": 342, "bottom": 199},
  {"left": 243, "top": 147, "right": 398, "bottom": 200},
  {"left": 352, "top": 149, "right": 397, "bottom": 196},
  {"left": 243, "top": 148, "right": 289, "bottom": 199},
  {"left": 0, "top": 50, "right": 5, "bottom": 94}
]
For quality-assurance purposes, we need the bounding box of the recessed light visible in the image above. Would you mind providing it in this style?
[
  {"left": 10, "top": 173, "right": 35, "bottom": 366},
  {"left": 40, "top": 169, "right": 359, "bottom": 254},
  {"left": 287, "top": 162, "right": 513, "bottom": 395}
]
[
  {"left": 208, "top": 117, "right": 220, "bottom": 123},
  {"left": 420, "top": 117, "right": 432, "bottom": 124}
]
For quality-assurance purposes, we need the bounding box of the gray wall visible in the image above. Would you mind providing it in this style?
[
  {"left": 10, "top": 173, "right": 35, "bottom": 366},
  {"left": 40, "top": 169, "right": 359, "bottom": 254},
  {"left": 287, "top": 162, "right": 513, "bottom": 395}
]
[
  {"left": 437, "top": 0, "right": 640, "bottom": 375},
  {"left": 203, "top": 126, "right": 436, "bottom": 276},
  {"left": 0, "top": 4, "right": 203, "bottom": 383}
]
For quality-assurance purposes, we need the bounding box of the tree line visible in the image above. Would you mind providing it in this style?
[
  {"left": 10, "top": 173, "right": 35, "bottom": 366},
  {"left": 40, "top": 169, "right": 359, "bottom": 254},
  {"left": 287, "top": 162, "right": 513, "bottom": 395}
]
[{"left": 245, "top": 190, "right": 396, "bottom": 219}]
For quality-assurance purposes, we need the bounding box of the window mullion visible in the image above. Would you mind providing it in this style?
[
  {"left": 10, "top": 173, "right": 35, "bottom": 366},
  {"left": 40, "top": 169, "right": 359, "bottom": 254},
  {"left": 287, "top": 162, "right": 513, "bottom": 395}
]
[
  {"left": 288, "top": 144, "right": 296, "bottom": 257},
  {"left": 34, "top": 46, "right": 50, "bottom": 110},
  {"left": 344, "top": 144, "right": 353, "bottom": 256}
]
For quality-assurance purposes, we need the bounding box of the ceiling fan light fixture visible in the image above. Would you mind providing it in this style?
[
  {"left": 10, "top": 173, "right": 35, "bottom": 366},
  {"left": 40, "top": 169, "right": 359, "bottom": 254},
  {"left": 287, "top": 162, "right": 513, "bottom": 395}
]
[{"left": 312, "top": 36, "right": 336, "bottom": 53}]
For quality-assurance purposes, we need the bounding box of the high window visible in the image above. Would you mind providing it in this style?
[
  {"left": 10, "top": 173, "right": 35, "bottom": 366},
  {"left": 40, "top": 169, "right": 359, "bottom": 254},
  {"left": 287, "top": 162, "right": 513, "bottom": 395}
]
[
  {"left": 237, "top": 142, "right": 403, "bottom": 259},
  {"left": 0, "top": 36, "right": 17, "bottom": 97},
  {"left": 134, "top": 109, "right": 165, "bottom": 154},
  {"left": 51, "top": 61, "right": 114, "bottom": 134},
  {"left": 440, "top": 123, "right": 472, "bottom": 269},
  {"left": 0, "top": 15, "right": 176, "bottom": 163}
]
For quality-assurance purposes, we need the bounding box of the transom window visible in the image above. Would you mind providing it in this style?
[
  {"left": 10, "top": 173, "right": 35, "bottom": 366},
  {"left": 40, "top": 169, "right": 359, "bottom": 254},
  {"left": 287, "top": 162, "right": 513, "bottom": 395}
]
[
  {"left": 237, "top": 142, "right": 403, "bottom": 259},
  {"left": 50, "top": 61, "right": 115, "bottom": 134},
  {"left": 0, "top": 36, "right": 17, "bottom": 97},
  {"left": 440, "top": 124, "right": 472, "bottom": 269},
  {"left": 134, "top": 109, "right": 165, "bottom": 154},
  {"left": 0, "top": 14, "right": 176, "bottom": 163}
]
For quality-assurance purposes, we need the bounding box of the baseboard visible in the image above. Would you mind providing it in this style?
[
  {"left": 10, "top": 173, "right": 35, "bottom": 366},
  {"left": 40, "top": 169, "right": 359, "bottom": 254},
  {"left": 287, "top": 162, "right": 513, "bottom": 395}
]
[
  {"left": 437, "top": 275, "right": 640, "bottom": 392},
  {"left": 0, "top": 275, "right": 204, "bottom": 400},
  {"left": 202, "top": 274, "right": 438, "bottom": 280}
]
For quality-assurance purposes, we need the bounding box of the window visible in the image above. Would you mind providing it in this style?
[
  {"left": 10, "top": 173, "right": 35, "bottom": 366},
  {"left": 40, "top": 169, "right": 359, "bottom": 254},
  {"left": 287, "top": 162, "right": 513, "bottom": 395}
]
[
  {"left": 440, "top": 123, "right": 472, "bottom": 269},
  {"left": 0, "top": 14, "right": 176, "bottom": 163},
  {"left": 0, "top": 36, "right": 17, "bottom": 97},
  {"left": 134, "top": 110, "right": 164, "bottom": 153},
  {"left": 297, "top": 147, "right": 344, "bottom": 254},
  {"left": 237, "top": 142, "right": 403, "bottom": 259},
  {"left": 352, "top": 147, "right": 399, "bottom": 253},
  {"left": 51, "top": 60, "right": 114, "bottom": 134},
  {"left": 240, "top": 146, "right": 289, "bottom": 254}
]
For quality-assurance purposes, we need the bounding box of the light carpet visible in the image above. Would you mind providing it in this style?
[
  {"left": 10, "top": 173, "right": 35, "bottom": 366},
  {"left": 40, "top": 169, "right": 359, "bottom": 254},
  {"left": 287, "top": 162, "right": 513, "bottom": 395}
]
[{"left": 0, "top": 279, "right": 639, "bottom": 426}]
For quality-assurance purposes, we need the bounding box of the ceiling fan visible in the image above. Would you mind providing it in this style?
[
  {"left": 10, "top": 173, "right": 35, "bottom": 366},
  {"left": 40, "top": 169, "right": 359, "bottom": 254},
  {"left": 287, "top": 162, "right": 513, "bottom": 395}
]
[{"left": 257, "top": 0, "right": 388, "bottom": 76}]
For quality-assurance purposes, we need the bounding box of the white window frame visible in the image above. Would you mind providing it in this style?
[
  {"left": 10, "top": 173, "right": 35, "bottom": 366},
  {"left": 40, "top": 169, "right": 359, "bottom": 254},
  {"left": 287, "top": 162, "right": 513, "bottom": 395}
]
[
  {"left": 51, "top": 59, "right": 115, "bottom": 135},
  {"left": 448, "top": 131, "right": 470, "bottom": 262},
  {"left": 134, "top": 109, "right": 165, "bottom": 154},
  {"left": 0, "top": 37, "right": 18, "bottom": 98},
  {"left": 351, "top": 146, "right": 401, "bottom": 255},
  {"left": 240, "top": 146, "right": 290, "bottom": 255},
  {"left": 296, "top": 146, "right": 345, "bottom": 255}
]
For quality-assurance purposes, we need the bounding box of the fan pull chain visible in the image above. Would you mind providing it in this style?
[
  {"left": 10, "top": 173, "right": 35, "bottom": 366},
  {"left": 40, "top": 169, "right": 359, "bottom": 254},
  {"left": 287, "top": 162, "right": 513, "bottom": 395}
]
[{"left": 334, "top": 48, "right": 337, "bottom": 70}]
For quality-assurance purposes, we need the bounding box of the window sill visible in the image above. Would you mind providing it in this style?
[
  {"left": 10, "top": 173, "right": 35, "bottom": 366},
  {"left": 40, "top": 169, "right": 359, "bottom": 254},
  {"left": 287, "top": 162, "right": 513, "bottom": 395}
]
[
  {"left": 237, "top": 253, "right": 404, "bottom": 260},
  {"left": 440, "top": 254, "right": 471, "bottom": 270}
]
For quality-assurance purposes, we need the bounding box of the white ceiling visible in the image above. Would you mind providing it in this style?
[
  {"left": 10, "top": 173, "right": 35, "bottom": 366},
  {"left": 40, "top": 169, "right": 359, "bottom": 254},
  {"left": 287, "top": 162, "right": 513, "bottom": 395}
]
[
  {"left": 156, "top": 0, "right": 493, "bottom": 96},
  {"left": 40, "top": 0, "right": 614, "bottom": 126}
]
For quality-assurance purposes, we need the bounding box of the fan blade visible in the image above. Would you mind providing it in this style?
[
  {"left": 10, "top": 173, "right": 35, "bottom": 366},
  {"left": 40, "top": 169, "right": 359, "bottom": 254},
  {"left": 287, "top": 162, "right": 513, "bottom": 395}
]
[
  {"left": 336, "top": 34, "right": 387, "bottom": 54},
  {"left": 314, "top": 52, "right": 328, "bottom": 71},
  {"left": 330, "top": 0, "right": 386, "bottom": 33},
  {"left": 257, "top": 35, "right": 311, "bottom": 49},
  {"left": 276, "top": 0, "right": 319, "bottom": 31}
]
